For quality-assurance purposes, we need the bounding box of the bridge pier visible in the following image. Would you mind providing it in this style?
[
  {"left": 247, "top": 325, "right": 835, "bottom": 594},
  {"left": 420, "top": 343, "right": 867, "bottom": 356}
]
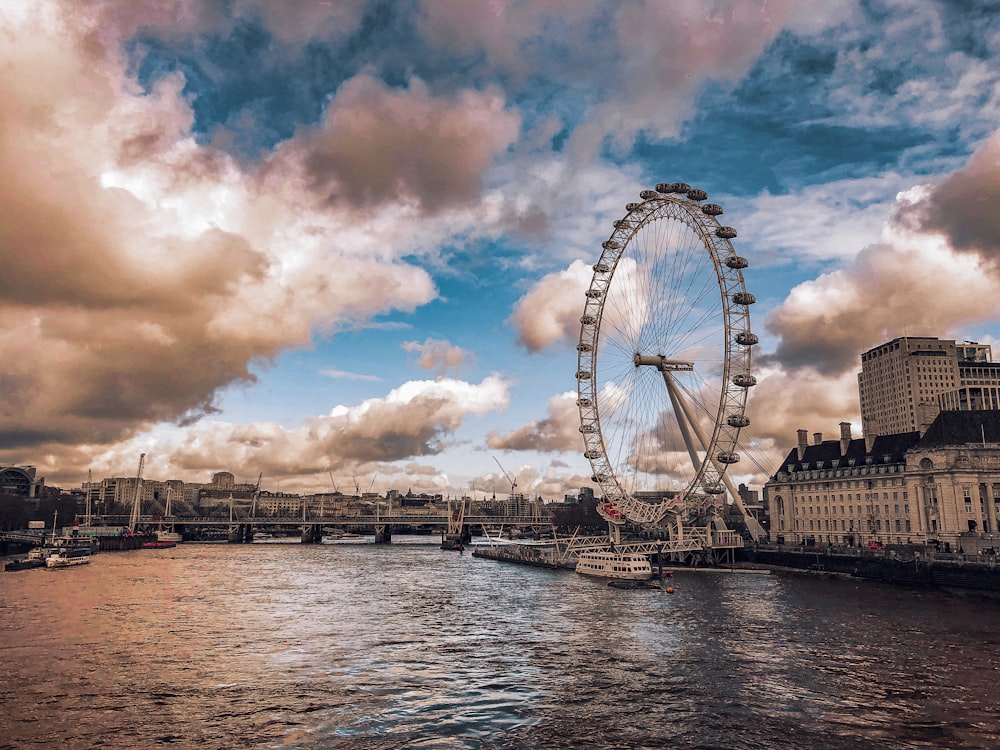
[
  {"left": 228, "top": 524, "right": 253, "bottom": 543},
  {"left": 301, "top": 524, "right": 322, "bottom": 544},
  {"left": 373, "top": 526, "right": 391, "bottom": 544}
]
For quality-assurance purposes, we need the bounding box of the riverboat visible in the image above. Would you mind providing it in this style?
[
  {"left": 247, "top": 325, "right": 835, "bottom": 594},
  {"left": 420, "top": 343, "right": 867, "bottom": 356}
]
[
  {"left": 45, "top": 547, "right": 92, "bottom": 568},
  {"left": 576, "top": 551, "right": 653, "bottom": 581}
]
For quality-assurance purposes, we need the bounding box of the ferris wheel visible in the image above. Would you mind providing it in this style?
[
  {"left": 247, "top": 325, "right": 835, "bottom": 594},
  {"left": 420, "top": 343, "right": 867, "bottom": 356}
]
[{"left": 576, "top": 182, "right": 757, "bottom": 527}]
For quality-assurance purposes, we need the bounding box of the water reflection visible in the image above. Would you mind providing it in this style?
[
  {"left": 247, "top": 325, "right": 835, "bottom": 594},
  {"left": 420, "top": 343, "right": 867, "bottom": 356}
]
[{"left": 2, "top": 542, "right": 999, "bottom": 749}]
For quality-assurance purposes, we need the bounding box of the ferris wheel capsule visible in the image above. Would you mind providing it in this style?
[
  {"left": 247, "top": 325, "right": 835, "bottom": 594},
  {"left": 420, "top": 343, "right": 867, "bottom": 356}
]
[
  {"left": 726, "top": 414, "right": 751, "bottom": 428},
  {"left": 702, "top": 203, "right": 723, "bottom": 216},
  {"left": 639, "top": 189, "right": 659, "bottom": 200},
  {"left": 716, "top": 227, "right": 738, "bottom": 239},
  {"left": 725, "top": 255, "right": 748, "bottom": 269},
  {"left": 626, "top": 202, "right": 642, "bottom": 211},
  {"left": 686, "top": 188, "right": 708, "bottom": 201}
]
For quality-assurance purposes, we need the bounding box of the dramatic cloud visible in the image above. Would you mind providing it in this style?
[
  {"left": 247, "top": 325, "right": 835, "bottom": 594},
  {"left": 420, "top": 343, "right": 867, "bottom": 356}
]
[
  {"left": 402, "top": 338, "right": 475, "bottom": 375},
  {"left": 510, "top": 260, "right": 592, "bottom": 351},
  {"left": 763, "top": 185, "right": 1000, "bottom": 375},
  {"left": 272, "top": 74, "right": 521, "bottom": 212},
  {"left": 917, "top": 129, "right": 1000, "bottom": 260},
  {"left": 488, "top": 391, "right": 581, "bottom": 452},
  {"left": 85, "top": 375, "right": 511, "bottom": 485}
]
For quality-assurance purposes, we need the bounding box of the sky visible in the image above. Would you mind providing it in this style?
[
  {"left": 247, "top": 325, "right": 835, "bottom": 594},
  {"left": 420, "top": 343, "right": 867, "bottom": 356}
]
[{"left": 2, "top": 0, "right": 1000, "bottom": 500}]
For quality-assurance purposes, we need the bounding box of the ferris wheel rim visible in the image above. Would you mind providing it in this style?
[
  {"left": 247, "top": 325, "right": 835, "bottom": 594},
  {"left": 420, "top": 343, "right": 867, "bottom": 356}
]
[{"left": 576, "top": 183, "right": 756, "bottom": 526}]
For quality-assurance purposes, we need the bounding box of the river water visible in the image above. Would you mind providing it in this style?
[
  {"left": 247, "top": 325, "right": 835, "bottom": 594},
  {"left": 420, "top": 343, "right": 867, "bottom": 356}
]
[{"left": 2, "top": 538, "right": 999, "bottom": 749}]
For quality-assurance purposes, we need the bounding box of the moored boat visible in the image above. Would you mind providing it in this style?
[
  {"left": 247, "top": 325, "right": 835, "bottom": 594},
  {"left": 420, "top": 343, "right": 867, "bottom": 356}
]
[
  {"left": 576, "top": 550, "right": 653, "bottom": 581},
  {"left": 45, "top": 547, "right": 92, "bottom": 568},
  {"left": 141, "top": 539, "right": 177, "bottom": 549},
  {"left": 5, "top": 548, "right": 50, "bottom": 572}
]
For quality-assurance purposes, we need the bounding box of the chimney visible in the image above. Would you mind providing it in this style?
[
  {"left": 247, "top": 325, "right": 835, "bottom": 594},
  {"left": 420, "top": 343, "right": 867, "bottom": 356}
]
[
  {"left": 839, "top": 422, "right": 852, "bottom": 456},
  {"left": 796, "top": 429, "right": 808, "bottom": 461},
  {"left": 813, "top": 432, "right": 823, "bottom": 445}
]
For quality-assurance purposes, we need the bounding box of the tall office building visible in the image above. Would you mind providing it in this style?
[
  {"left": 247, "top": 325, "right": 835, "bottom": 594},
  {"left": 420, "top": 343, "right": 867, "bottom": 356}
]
[{"left": 858, "top": 336, "right": 1000, "bottom": 440}]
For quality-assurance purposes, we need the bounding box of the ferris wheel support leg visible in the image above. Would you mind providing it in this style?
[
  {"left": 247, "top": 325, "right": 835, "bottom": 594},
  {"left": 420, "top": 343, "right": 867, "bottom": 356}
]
[
  {"left": 662, "top": 370, "right": 707, "bottom": 478},
  {"left": 663, "top": 369, "right": 765, "bottom": 541},
  {"left": 664, "top": 372, "right": 765, "bottom": 541}
]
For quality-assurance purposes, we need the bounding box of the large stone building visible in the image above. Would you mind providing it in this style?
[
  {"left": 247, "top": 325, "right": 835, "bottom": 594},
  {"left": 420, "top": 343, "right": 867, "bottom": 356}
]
[
  {"left": 768, "top": 335, "right": 1000, "bottom": 552},
  {"left": 766, "top": 414, "right": 1000, "bottom": 551}
]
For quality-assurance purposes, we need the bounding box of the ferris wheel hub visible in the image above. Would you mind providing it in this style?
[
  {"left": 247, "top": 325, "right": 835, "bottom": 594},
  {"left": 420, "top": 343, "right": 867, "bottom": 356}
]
[{"left": 632, "top": 353, "right": 694, "bottom": 371}]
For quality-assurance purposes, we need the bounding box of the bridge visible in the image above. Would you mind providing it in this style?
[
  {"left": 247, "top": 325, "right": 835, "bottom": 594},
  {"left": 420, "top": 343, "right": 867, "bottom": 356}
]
[{"left": 42, "top": 506, "right": 553, "bottom": 545}]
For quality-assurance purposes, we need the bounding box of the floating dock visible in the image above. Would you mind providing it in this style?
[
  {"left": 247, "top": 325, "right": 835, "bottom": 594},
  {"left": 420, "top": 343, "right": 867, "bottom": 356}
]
[{"left": 471, "top": 543, "right": 577, "bottom": 571}]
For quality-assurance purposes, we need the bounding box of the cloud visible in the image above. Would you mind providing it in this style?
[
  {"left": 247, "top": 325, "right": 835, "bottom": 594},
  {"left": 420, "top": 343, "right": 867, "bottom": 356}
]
[
  {"left": 0, "top": 3, "right": 451, "bottom": 454},
  {"left": 762, "top": 184, "right": 1000, "bottom": 375},
  {"left": 733, "top": 172, "right": 916, "bottom": 267},
  {"left": 402, "top": 338, "right": 475, "bottom": 375},
  {"left": 916, "top": 129, "right": 1000, "bottom": 261},
  {"left": 84, "top": 375, "right": 511, "bottom": 483},
  {"left": 271, "top": 74, "right": 521, "bottom": 213},
  {"left": 488, "top": 391, "right": 581, "bottom": 452},
  {"left": 509, "top": 259, "right": 592, "bottom": 351},
  {"left": 746, "top": 365, "right": 861, "bottom": 446},
  {"left": 416, "top": 0, "right": 849, "bottom": 155}
]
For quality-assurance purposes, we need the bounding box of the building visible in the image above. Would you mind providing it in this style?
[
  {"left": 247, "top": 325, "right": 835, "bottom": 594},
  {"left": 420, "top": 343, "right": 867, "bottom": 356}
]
[
  {"left": 0, "top": 465, "right": 44, "bottom": 497},
  {"left": 858, "top": 336, "right": 1000, "bottom": 440},
  {"left": 765, "top": 413, "right": 1000, "bottom": 551}
]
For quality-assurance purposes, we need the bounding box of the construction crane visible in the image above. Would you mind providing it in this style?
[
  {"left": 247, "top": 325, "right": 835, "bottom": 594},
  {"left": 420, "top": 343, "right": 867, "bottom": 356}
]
[{"left": 493, "top": 456, "right": 517, "bottom": 496}]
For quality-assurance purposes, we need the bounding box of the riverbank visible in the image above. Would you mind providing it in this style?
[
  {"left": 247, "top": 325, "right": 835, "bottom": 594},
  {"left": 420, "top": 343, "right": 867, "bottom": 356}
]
[{"left": 744, "top": 545, "right": 1000, "bottom": 594}]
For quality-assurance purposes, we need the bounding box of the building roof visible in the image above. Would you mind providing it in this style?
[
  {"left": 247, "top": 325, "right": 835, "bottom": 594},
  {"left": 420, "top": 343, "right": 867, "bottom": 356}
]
[
  {"left": 917, "top": 410, "right": 1000, "bottom": 446},
  {"left": 771, "top": 411, "right": 1000, "bottom": 479},
  {"left": 773, "top": 432, "right": 921, "bottom": 478}
]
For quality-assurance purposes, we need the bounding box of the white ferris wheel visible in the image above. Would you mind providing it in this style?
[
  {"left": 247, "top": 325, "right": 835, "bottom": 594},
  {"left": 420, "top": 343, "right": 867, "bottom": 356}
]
[{"left": 576, "top": 182, "right": 758, "bottom": 529}]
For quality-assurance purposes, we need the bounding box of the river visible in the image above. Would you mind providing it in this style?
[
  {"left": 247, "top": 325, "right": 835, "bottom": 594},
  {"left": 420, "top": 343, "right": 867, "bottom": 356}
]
[{"left": 1, "top": 538, "right": 999, "bottom": 749}]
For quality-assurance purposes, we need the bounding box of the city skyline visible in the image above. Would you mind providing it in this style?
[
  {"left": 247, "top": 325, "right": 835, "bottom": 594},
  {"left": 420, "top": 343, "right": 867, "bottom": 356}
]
[{"left": 2, "top": 1, "right": 1000, "bottom": 498}]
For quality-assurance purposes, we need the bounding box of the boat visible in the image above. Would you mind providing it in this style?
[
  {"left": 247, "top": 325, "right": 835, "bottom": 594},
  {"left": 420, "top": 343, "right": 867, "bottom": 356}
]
[
  {"left": 576, "top": 550, "right": 653, "bottom": 581},
  {"left": 5, "top": 545, "right": 53, "bottom": 572},
  {"left": 141, "top": 539, "right": 177, "bottom": 549},
  {"left": 45, "top": 546, "right": 92, "bottom": 568}
]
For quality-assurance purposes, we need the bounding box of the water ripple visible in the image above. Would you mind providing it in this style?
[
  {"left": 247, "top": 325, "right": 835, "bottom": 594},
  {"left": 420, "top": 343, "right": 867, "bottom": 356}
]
[{"left": 3, "top": 542, "right": 1000, "bottom": 748}]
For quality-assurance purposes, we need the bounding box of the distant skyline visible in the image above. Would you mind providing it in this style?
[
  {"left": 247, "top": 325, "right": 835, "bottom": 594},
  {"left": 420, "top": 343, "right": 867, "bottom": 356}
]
[{"left": 2, "top": 0, "right": 999, "bottom": 498}]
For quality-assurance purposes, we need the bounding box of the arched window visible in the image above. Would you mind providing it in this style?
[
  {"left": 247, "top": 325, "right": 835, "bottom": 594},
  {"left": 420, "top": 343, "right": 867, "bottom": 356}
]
[{"left": 919, "top": 458, "right": 933, "bottom": 471}]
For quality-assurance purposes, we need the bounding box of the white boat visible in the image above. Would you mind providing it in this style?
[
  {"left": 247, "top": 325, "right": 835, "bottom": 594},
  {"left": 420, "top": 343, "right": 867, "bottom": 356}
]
[
  {"left": 576, "top": 550, "right": 653, "bottom": 581},
  {"left": 45, "top": 548, "right": 92, "bottom": 568}
]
